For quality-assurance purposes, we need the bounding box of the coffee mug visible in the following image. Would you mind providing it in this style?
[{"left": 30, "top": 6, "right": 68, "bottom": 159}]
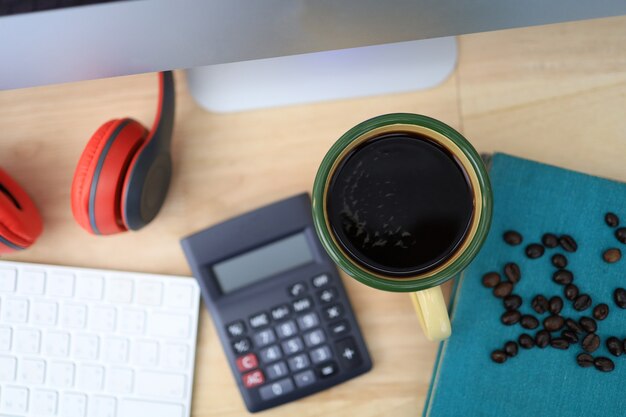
[{"left": 312, "top": 113, "right": 492, "bottom": 341}]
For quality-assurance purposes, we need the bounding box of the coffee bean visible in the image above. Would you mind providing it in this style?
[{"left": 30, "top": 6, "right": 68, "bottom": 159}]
[
  {"left": 565, "top": 318, "right": 584, "bottom": 334},
  {"left": 520, "top": 315, "right": 539, "bottom": 330},
  {"left": 535, "top": 330, "right": 551, "bottom": 348},
  {"left": 503, "top": 230, "right": 523, "bottom": 246},
  {"left": 549, "top": 296, "right": 563, "bottom": 315},
  {"left": 501, "top": 310, "right": 522, "bottom": 325},
  {"left": 518, "top": 333, "right": 535, "bottom": 349},
  {"left": 573, "top": 294, "right": 592, "bottom": 311},
  {"left": 623, "top": 339, "right": 626, "bottom": 353},
  {"left": 613, "top": 288, "right": 626, "bottom": 308},
  {"left": 582, "top": 333, "right": 600, "bottom": 353},
  {"left": 616, "top": 228, "right": 626, "bottom": 244},
  {"left": 564, "top": 284, "right": 579, "bottom": 301},
  {"left": 577, "top": 353, "right": 594, "bottom": 368},
  {"left": 491, "top": 350, "right": 507, "bottom": 364},
  {"left": 531, "top": 295, "right": 549, "bottom": 314},
  {"left": 493, "top": 282, "right": 513, "bottom": 298},
  {"left": 594, "top": 357, "right": 615, "bottom": 372},
  {"left": 551, "top": 254, "right": 568, "bottom": 268},
  {"left": 482, "top": 272, "right": 501, "bottom": 288},
  {"left": 559, "top": 235, "right": 578, "bottom": 252},
  {"left": 542, "top": 233, "right": 559, "bottom": 248},
  {"left": 606, "top": 337, "right": 623, "bottom": 357},
  {"left": 550, "top": 338, "right": 569, "bottom": 350},
  {"left": 561, "top": 330, "right": 578, "bottom": 344},
  {"left": 603, "top": 248, "right": 622, "bottom": 263},
  {"left": 543, "top": 315, "right": 564, "bottom": 332},
  {"left": 503, "top": 262, "right": 521, "bottom": 283},
  {"left": 553, "top": 269, "right": 573, "bottom": 285},
  {"left": 579, "top": 317, "right": 597, "bottom": 333},
  {"left": 606, "top": 212, "right": 620, "bottom": 228},
  {"left": 504, "top": 341, "right": 518, "bottom": 357},
  {"left": 503, "top": 295, "right": 522, "bottom": 311},
  {"left": 593, "top": 303, "right": 609, "bottom": 321},
  {"left": 525, "top": 243, "right": 545, "bottom": 259}
]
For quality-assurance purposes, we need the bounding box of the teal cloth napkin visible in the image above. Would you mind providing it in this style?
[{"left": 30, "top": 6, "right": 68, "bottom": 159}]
[{"left": 424, "top": 153, "right": 626, "bottom": 417}]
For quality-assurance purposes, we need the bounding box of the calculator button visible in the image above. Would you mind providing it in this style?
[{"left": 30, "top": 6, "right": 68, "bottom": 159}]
[
  {"left": 297, "top": 312, "right": 319, "bottom": 331},
  {"left": 323, "top": 304, "right": 344, "bottom": 321},
  {"left": 259, "top": 345, "right": 282, "bottom": 363},
  {"left": 253, "top": 328, "right": 276, "bottom": 347},
  {"left": 303, "top": 329, "right": 326, "bottom": 347},
  {"left": 270, "top": 305, "right": 291, "bottom": 321},
  {"left": 249, "top": 312, "right": 270, "bottom": 329},
  {"left": 292, "top": 297, "right": 313, "bottom": 313},
  {"left": 312, "top": 274, "right": 330, "bottom": 288},
  {"left": 242, "top": 369, "right": 265, "bottom": 389},
  {"left": 266, "top": 361, "right": 289, "bottom": 380},
  {"left": 276, "top": 320, "right": 298, "bottom": 339},
  {"left": 288, "top": 282, "right": 307, "bottom": 298},
  {"left": 258, "top": 378, "right": 294, "bottom": 400},
  {"left": 226, "top": 321, "right": 246, "bottom": 338},
  {"left": 316, "top": 361, "right": 339, "bottom": 378},
  {"left": 281, "top": 336, "right": 304, "bottom": 355},
  {"left": 232, "top": 338, "right": 252, "bottom": 355},
  {"left": 236, "top": 353, "right": 258, "bottom": 372},
  {"left": 318, "top": 287, "right": 337, "bottom": 304},
  {"left": 294, "top": 370, "right": 316, "bottom": 388},
  {"left": 335, "top": 337, "right": 362, "bottom": 370},
  {"left": 287, "top": 353, "right": 310, "bottom": 372},
  {"left": 309, "top": 345, "right": 332, "bottom": 364},
  {"left": 329, "top": 320, "right": 351, "bottom": 337}
]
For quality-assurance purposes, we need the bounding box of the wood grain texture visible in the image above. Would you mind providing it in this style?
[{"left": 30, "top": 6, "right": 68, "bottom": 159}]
[{"left": 0, "top": 14, "right": 624, "bottom": 417}]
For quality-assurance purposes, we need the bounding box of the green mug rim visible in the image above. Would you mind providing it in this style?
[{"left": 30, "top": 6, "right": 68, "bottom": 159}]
[{"left": 312, "top": 113, "right": 493, "bottom": 293}]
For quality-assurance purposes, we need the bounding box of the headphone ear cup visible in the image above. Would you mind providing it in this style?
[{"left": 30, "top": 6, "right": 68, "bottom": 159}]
[{"left": 0, "top": 168, "right": 43, "bottom": 253}]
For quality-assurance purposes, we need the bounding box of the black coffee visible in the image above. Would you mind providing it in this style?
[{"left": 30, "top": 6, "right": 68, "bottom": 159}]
[{"left": 326, "top": 132, "right": 474, "bottom": 277}]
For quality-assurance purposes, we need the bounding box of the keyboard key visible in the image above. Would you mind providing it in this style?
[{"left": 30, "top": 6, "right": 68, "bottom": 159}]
[
  {"left": 19, "top": 269, "right": 45, "bottom": 294},
  {"left": 119, "top": 309, "right": 146, "bottom": 334},
  {"left": 310, "top": 345, "right": 332, "bottom": 364},
  {"left": 329, "top": 320, "right": 350, "bottom": 337},
  {"left": 165, "top": 283, "right": 194, "bottom": 308},
  {"left": 60, "top": 393, "right": 87, "bottom": 417},
  {"left": 288, "top": 282, "right": 307, "bottom": 297},
  {"left": 88, "top": 396, "right": 116, "bottom": 417},
  {"left": 136, "top": 371, "right": 186, "bottom": 399},
  {"left": 249, "top": 312, "right": 270, "bottom": 329},
  {"left": 48, "top": 361, "right": 74, "bottom": 387},
  {"left": 287, "top": 353, "right": 310, "bottom": 372},
  {"left": 281, "top": 336, "right": 304, "bottom": 355},
  {"left": 259, "top": 345, "right": 282, "bottom": 363},
  {"left": 47, "top": 271, "right": 75, "bottom": 297},
  {"left": 118, "top": 399, "right": 183, "bottom": 417},
  {"left": 226, "top": 320, "right": 246, "bottom": 338},
  {"left": 2, "top": 298, "right": 29, "bottom": 322},
  {"left": 75, "top": 274, "right": 104, "bottom": 300},
  {"left": 258, "top": 378, "right": 294, "bottom": 400},
  {"left": 335, "top": 337, "right": 363, "bottom": 369},
  {"left": 45, "top": 331, "right": 70, "bottom": 357},
  {"left": 137, "top": 281, "right": 163, "bottom": 306},
  {"left": 253, "top": 328, "right": 276, "bottom": 347},
  {"left": 72, "top": 334, "right": 100, "bottom": 360},
  {"left": 61, "top": 304, "right": 87, "bottom": 328},
  {"left": 31, "top": 389, "right": 58, "bottom": 416},
  {"left": 90, "top": 306, "right": 116, "bottom": 332},
  {"left": 294, "top": 369, "right": 316, "bottom": 388},
  {"left": 77, "top": 364, "right": 105, "bottom": 390},
  {"left": 292, "top": 296, "right": 313, "bottom": 312},
  {"left": 270, "top": 304, "right": 291, "bottom": 321},
  {"left": 316, "top": 361, "right": 339, "bottom": 378},
  {"left": 107, "top": 368, "right": 134, "bottom": 394},
  {"left": 31, "top": 300, "right": 58, "bottom": 326},
  {"left": 232, "top": 338, "right": 252, "bottom": 355},
  {"left": 0, "top": 355, "right": 17, "bottom": 381},
  {"left": 318, "top": 287, "right": 337, "bottom": 303},
  {"left": 276, "top": 320, "right": 297, "bottom": 338},
  {"left": 106, "top": 277, "right": 134, "bottom": 303},
  {"left": 266, "top": 361, "right": 288, "bottom": 380},
  {"left": 148, "top": 313, "right": 190, "bottom": 338},
  {"left": 0, "top": 267, "right": 16, "bottom": 291},
  {"left": 19, "top": 358, "right": 46, "bottom": 384},
  {"left": 0, "top": 326, "right": 11, "bottom": 351},
  {"left": 304, "top": 329, "right": 326, "bottom": 347},
  {"left": 242, "top": 369, "right": 265, "bottom": 389},
  {"left": 103, "top": 337, "right": 129, "bottom": 363},
  {"left": 236, "top": 353, "right": 258, "bottom": 372},
  {"left": 15, "top": 328, "right": 41, "bottom": 353},
  {"left": 1, "top": 385, "right": 28, "bottom": 413},
  {"left": 161, "top": 344, "right": 189, "bottom": 369},
  {"left": 323, "top": 303, "right": 344, "bottom": 321},
  {"left": 297, "top": 312, "right": 319, "bottom": 330},
  {"left": 312, "top": 274, "right": 330, "bottom": 288},
  {"left": 133, "top": 340, "right": 159, "bottom": 368}
]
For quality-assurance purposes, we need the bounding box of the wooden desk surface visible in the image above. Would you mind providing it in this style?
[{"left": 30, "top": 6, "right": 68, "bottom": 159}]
[{"left": 1, "top": 15, "right": 625, "bottom": 417}]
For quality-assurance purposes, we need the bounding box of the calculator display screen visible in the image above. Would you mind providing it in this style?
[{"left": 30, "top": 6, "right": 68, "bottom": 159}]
[{"left": 213, "top": 232, "right": 314, "bottom": 294}]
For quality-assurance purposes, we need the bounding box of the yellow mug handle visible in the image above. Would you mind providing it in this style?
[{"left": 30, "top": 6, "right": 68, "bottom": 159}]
[{"left": 409, "top": 286, "right": 451, "bottom": 341}]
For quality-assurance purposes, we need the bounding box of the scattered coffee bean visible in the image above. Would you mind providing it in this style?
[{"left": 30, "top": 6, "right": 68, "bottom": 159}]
[
  {"left": 549, "top": 296, "right": 563, "bottom": 315},
  {"left": 565, "top": 318, "right": 584, "bottom": 334},
  {"left": 532, "top": 295, "right": 549, "bottom": 314},
  {"left": 551, "top": 253, "right": 568, "bottom": 268},
  {"left": 518, "top": 333, "right": 535, "bottom": 349},
  {"left": 493, "top": 282, "right": 514, "bottom": 298},
  {"left": 616, "top": 227, "right": 626, "bottom": 244},
  {"left": 613, "top": 288, "right": 626, "bottom": 308},
  {"left": 593, "top": 303, "right": 609, "bottom": 321},
  {"left": 623, "top": 339, "right": 626, "bottom": 353},
  {"left": 520, "top": 315, "right": 539, "bottom": 330},
  {"left": 482, "top": 272, "right": 501, "bottom": 288},
  {"left": 606, "top": 337, "right": 623, "bottom": 357},
  {"left": 491, "top": 350, "right": 507, "bottom": 364},
  {"left": 577, "top": 353, "right": 595, "bottom": 368},
  {"left": 559, "top": 235, "right": 578, "bottom": 252},
  {"left": 501, "top": 310, "right": 522, "bottom": 325},
  {"left": 582, "top": 333, "right": 601, "bottom": 353},
  {"left": 542, "top": 233, "right": 559, "bottom": 248},
  {"left": 594, "top": 357, "right": 615, "bottom": 372},
  {"left": 603, "top": 248, "right": 622, "bottom": 263},
  {"left": 605, "top": 212, "right": 620, "bottom": 228},
  {"left": 551, "top": 338, "right": 569, "bottom": 350},
  {"left": 573, "top": 294, "right": 592, "bottom": 311},
  {"left": 553, "top": 269, "right": 573, "bottom": 285},
  {"left": 535, "top": 330, "right": 551, "bottom": 348},
  {"left": 561, "top": 330, "right": 578, "bottom": 344},
  {"left": 525, "top": 243, "right": 545, "bottom": 259},
  {"left": 564, "top": 284, "right": 579, "bottom": 301},
  {"left": 579, "top": 317, "right": 597, "bottom": 333},
  {"left": 504, "top": 262, "right": 521, "bottom": 283},
  {"left": 503, "top": 230, "right": 523, "bottom": 246},
  {"left": 543, "top": 315, "right": 564, "bottom": 332},
  {"left": 503, "top": 295, "right": 522, "bottom": 311},
  {"left": 504, "top": 341, "right": 519, "bottom": 357}
]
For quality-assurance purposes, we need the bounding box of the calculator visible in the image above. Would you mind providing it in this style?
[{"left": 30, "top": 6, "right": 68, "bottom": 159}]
[{"left": 180, "top": 193, "right": 372, "bottom": 412}]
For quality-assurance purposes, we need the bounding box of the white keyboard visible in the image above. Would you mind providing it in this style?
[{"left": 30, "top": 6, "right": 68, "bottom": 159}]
[{"left": 0, "top": 260, "right": 200, "bottom": 417}]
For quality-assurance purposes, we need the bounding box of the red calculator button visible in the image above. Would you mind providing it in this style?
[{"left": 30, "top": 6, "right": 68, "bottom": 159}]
[
  {"left": 237, "top": 353, "right": 259, "bottom": 372},
  {"left": 242, "top": 369, "right": 265, "bottom": 388}
]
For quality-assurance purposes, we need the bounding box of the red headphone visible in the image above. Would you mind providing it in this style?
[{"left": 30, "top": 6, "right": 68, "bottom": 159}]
[{"left": 0, "top": 71, "right": 175, "bottom": 252}]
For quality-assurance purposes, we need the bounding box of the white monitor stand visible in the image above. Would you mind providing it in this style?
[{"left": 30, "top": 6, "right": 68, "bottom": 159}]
[{"left": 186, "top": 37, "right": 457, "bottom": 113}]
